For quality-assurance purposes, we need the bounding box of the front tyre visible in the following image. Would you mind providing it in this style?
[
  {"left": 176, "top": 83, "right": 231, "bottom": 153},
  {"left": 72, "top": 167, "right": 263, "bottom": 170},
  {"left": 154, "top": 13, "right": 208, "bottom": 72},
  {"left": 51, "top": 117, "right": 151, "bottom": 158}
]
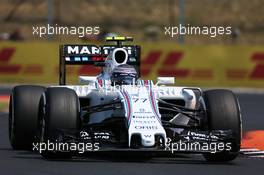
[
  {"left": 202, "top": 89, "right": 241, "bottom": 162},
  {"left": 40, "top": 87, "right": 80, "bottom": 159},
  {"left": 9, "top": 85, "right": 45, "bottom": 150}
]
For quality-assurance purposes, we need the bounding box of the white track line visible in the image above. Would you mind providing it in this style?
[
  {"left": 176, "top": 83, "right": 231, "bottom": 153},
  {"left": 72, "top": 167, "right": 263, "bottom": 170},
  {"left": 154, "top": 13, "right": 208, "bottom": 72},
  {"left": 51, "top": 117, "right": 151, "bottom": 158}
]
[
  {"left": 250, "top": 155, "right": 264, "bottom": 158},
  {"left": 243, "top": 151, "right": 264, "bottom": 155},
  {"left": 240, "top": 148, "right": 260, "bottom": 152}
]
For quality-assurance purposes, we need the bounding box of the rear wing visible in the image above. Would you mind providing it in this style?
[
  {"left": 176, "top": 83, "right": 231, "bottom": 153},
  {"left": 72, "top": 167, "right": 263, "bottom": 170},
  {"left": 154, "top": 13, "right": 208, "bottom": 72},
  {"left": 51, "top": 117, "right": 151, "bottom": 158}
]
[{"left": 59, "top": 44, "right": 141, "bottom": 85}]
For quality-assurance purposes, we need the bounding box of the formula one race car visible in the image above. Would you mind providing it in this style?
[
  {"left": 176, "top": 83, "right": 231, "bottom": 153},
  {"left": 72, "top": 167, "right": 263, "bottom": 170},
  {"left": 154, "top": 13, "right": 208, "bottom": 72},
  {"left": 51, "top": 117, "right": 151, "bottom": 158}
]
[{"left": 9, "top": 37, "right": 242, "bottom": 162}]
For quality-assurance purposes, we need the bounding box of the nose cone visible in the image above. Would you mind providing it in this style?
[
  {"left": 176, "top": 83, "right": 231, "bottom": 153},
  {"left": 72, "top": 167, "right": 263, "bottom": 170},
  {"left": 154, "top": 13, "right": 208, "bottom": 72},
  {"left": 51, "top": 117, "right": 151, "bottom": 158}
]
[{"left": 141, "top": 134, "right": 155, "bottom": 147}]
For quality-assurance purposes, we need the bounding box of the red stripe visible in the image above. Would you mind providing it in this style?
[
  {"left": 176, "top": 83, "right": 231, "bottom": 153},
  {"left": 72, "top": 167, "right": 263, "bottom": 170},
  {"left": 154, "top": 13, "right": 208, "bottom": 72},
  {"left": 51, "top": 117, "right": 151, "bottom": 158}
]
[
  {"left": 140, "top": 67, "right": 151, "bottom": 77},
  {"left": 162, "top": 52, "right": 183, "bottom": 65},
  {"left": 142, "top": 51, "right": 161, "bottom": 64},
  {"left": 226, "top": 69, "right": 247, "bottom": 79},
  {"left": 78, "top": 65, "right": 101, "bottom": 75},
  {"left": 0, "top": 65, "right": 21, "bottom": 74},
  {"left": 98, "top": 79, "right": 103, "bottom": 87},
  {"left": 149, "top": 89, "right": 159, "bottom": 119},
  {"left": 23, "top": 64, "right": 43, "bottom": 74},
  {"left": 251, "top": 53, "right": 264, "bottom": 61},
  {"left": 141, "top": 51, "right": 161, "bottom": 77},
  {"left": 192, "top": 69, "right": 213, "bottom": 79},
  {"left": 158, "top": 69, "right": 189, "bottom": 77},
  {"left": 144, "top": 80, "right": 148, "bottom": 86},
  {"left": 250, "top": 64, "right": 264, "bottom": 79},
  {"left": 123, "top": 91, "right": 132, "bottom": 123},
  {"left": 0, "top": 95, "right": 9, "bottom": 103},
  {"left": 0, "top": 48, "right": 15, "bottom": 62}
]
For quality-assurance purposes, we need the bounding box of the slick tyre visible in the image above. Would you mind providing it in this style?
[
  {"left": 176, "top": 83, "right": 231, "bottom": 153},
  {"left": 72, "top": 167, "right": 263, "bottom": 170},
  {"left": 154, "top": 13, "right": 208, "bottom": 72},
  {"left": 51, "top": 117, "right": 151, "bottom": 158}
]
[
  {"left": 202, "top": 89, "right": 241, "bottom": 162},
  {"left": 9, "top": 85, "right": 46, "bottom": 150},
  {"left": 40, "top": 87, "right": 80, "bottom": 159}
]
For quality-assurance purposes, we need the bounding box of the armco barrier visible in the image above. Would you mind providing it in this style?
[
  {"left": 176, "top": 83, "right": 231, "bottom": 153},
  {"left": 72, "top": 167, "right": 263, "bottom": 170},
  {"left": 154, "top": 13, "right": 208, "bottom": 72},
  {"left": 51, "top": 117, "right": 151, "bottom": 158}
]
[{"left": 0, "top": 42, "right": 263, "bottom": 87}]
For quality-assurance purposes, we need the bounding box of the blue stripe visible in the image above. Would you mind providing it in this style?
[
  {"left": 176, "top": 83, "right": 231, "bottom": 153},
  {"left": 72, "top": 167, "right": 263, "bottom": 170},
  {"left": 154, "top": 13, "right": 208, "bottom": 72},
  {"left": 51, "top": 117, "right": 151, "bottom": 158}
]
[
  {"left": 74, "top": 57, "right": 81, "bottom": 61},
  {"left": 82, "top": 57, "right": 88, "bottom": 61}
]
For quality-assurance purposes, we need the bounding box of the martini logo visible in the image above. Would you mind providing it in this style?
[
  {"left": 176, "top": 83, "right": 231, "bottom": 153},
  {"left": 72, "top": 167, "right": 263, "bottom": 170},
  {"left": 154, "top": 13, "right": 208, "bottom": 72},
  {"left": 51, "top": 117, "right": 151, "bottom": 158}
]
[
  {"left": 67, "top": 45, "right": 100, "bottom": 55},
  {"left": 65, "top": 45, "right": 133, "bottom": 56}
]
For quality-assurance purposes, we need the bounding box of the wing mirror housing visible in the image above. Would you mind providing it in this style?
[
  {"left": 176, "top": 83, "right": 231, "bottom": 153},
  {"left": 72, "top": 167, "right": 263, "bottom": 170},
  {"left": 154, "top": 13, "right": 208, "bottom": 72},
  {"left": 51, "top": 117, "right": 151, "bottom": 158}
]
[
  {"left": 79, "top": 76, "right": 97, "bottom": 84},
  {"left": 156, "top": 77, "right": 175, "bottom": 85}
]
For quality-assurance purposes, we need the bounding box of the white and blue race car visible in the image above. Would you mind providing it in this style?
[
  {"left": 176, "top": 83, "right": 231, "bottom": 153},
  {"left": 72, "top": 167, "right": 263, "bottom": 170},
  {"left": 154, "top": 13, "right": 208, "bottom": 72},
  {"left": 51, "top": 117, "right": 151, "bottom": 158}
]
[{"left": 9, "top": 37, "right": 242, "bottom": 161}]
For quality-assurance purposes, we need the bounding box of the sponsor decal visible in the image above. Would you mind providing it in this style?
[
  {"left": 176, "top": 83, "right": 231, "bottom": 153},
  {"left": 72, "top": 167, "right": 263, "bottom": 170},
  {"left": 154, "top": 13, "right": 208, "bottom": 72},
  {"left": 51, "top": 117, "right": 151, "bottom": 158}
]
[
  {"left": 1, "top": 43, "right": 264, "bottom": 86},
  {"left": 134, "top": 126, "right": 158, "bottom": 130},
  {"left": 65, "top": 45, "right": 133, "bottom": 56},
  {"left": 132, "top": 120, "right": 157, "bottom": 124},
  {"left": 134, "top": 111, "right": 152, "bottom": 114},
  {"left": 94, "top": 132, "right": 110, "bottom": 140},
  {"left": 132, "top": 115, "right": 155, "bottom": 119},
  {"left": 67, "top": 45, "right": 100, "bottom": 55},
  {"left": 80, "top": 131, "right": 91, "bottom": 139},
  {"left": 185, "top": 131, "right": 219, "bottom": 141}
]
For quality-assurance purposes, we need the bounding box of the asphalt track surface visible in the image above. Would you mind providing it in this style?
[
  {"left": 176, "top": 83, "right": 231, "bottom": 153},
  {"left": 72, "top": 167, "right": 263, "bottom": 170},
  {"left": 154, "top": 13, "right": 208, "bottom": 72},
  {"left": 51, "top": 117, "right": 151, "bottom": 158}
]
[{"left": 0, "top": 88, "right": 264, "bottom": 175}]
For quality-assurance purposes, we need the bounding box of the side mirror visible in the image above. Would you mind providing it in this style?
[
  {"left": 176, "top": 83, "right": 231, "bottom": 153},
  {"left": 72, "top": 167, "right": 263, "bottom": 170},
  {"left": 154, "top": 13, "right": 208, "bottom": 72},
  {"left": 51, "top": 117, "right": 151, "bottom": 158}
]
[
  {"left": 79, "top": 76, "right": 97, "bottom": 84},
  {"left": 156, "top": 77, "right": 175, "bottom": 85}
]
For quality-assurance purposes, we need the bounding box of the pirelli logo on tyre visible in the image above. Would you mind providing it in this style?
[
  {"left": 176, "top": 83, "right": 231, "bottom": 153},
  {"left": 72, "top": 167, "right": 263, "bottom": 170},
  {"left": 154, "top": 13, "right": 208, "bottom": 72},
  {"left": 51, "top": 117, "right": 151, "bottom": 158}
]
[{"left": 0, "top": 42, "right": 264, "bottom": 87}]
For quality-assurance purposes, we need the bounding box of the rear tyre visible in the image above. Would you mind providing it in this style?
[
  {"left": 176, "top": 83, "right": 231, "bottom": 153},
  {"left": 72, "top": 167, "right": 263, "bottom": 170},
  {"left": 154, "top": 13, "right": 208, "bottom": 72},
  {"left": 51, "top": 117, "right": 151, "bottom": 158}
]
[
  {"left": 9, "top": 85, "right": 45, "bottom": 150},
  {"left": 40, "top": 87, "right": 80, "bottom": 159},
  {"left": 202, "top": 89, "right": 241, "bottom": 162}
]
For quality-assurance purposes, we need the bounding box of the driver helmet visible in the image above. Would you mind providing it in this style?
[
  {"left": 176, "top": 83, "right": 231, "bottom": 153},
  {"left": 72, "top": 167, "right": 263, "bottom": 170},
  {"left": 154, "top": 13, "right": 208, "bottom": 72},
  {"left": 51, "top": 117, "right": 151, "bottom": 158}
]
[{"left": 110, "top": 64, "right": 138, "bottom": 85}]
